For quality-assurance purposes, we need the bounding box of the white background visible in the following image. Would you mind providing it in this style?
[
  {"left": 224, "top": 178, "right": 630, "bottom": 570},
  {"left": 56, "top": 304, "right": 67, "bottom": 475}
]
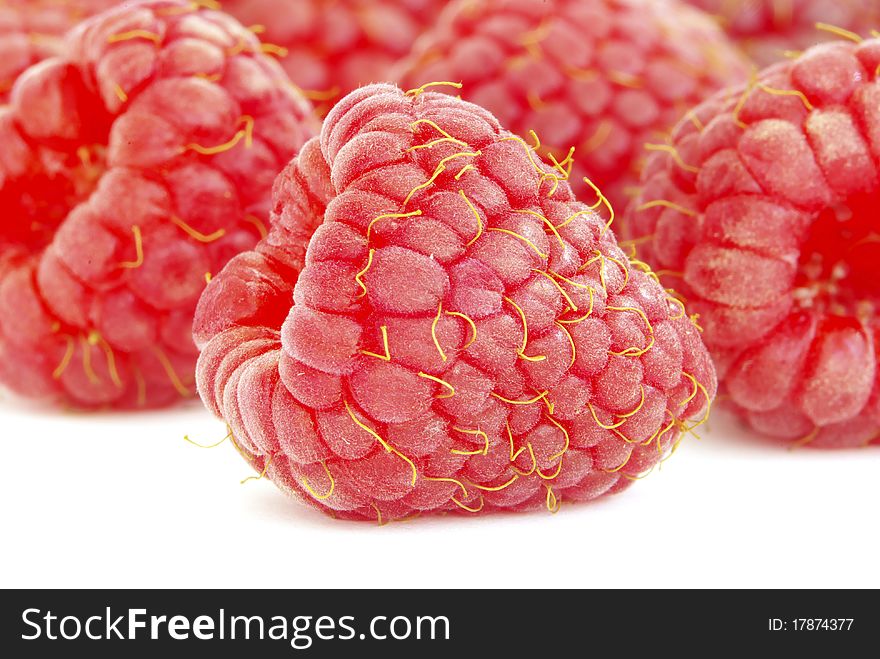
[{"left": 1, "top": 397, "right": 877, "bottom": 589}]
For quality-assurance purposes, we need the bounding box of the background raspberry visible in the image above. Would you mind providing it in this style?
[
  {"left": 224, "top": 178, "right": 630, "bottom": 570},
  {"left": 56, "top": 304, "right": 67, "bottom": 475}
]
[
  {"left": 195, "top": 83, "right": 716, "bottom": 522},
  {"left": 0, "top": 0, "right": 316, "bottom": 408},
  {"left": 394, "top": 0, "right": 750, "bottom": 214},
  {"left": 0, "top": 0, "right": 120, "bottom": 101},
  {"left": 686, "top": 0, "right": 880, "bottom": 65},
  {"left": 220, "top": 0, "right": 443, "bottom": 115},
  {"left": 626, "top": 36, "right": 880, "bottom": 449}
]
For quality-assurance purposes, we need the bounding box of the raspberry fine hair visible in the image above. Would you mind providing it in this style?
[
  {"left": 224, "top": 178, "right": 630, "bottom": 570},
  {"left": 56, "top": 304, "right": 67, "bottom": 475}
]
[
  {"left": 394, "top": 0, "right": 750, "bottom": 212},
  {"left": 194, "top": 83, "right": 717, "bottom": 522},
  {"left": 626, "top": 35, "right": 880, "bottom": 449},
  {"left": 686, "top": 0, "right": 880, "bottom": 66},
  {"left": 221, "top": 0, "right": 444, "bottom": 115},
  {"left": 0, "top": 0, "right": 316, "bottom": 408}
]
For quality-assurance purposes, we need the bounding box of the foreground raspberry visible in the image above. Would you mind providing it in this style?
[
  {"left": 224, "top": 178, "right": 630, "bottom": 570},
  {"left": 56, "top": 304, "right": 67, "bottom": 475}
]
[
  {"left": 394, "top": 0, "right": 750, "bottom": 212},
  {"left": 220, "top": 0, "right": 443, "bottom": 115},
  {"left": 0, "top": 0, "right": 315, "bottom": 408},
  {"left": 195, "top": 83, "right": 716, "bottom": 522},
  {"left": 0, "top": 0, "right": 122, "bottom": 101},
  {"left": 686, "top": 0, "right": 880, "bottom": 65},
  {"left": 626, "top": 37, "right": 880, "bottom": 449}
]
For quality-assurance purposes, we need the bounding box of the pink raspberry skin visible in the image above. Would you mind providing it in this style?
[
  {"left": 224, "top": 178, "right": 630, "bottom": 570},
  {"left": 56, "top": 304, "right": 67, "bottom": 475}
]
[
  {"left": 0, "top": 0, "right": 121, "bottom": 101},
  {"left": 625, "top": 37, "right": 880, "bottom": 449},
  {"left": 0, "top": 0, "right": 316, "bottom": 409},
  {"left": 686, "top": 0, "right": 880, "bottom": 66},
  {"left": 220, "top": 0, "right": 444, "bottom": 115},
  {"left": 194, "top": 83, "right": 717, "bottom": 522},
  {"left": 393, "top": 0, "right": 750, "bottom": 213}
]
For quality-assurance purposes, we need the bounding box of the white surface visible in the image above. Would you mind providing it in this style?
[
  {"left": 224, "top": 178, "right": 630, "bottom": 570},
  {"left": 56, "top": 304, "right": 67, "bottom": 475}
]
[{"left": 1, "top": 399, "right": 877, "bottom": 589}]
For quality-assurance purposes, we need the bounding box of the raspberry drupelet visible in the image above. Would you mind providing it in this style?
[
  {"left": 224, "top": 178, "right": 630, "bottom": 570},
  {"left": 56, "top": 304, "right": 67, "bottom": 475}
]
[
  {"left": 686, "top": 0, "right": 880, "bottom": 66},
  {"left": 220, "top": 0, "right": 444, "bottom": 115},
  {"left": 394, "top": 0, "right": 750, "bottom": 213},
  {"left": 0, "top": 0, "right": 120, "bottom": 101},
  {"left": 0, "top": 0, "right": 316, "bottom": 408},
  {"left": 626, "top": 36, "right": 880, "bottom": 448},
  {"left": 194, "top": 83, "right": 716, "bottom": 522}
]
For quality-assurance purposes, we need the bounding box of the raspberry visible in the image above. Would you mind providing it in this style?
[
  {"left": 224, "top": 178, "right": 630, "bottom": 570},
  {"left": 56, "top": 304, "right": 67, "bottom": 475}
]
[
  {"left": 220, "top": 0, "right": 444, "bottom": 115},
  {"left": 686, "top": 0, "right": 880, "bottom": 66},
  {"left": 626, "top": 36, "right": 880, "bottom": 448},
  {"left": 0, "top": 0, "right": 120, "bottom": 101},
  {"left": 194, "top": 83, "right": 716, "bottom": 522},
  {"left": 393, "top": 0, "right": 750, "bottom": 213},
  {"left": 0, "top": 0, "right": 316, "bottom": 408}
]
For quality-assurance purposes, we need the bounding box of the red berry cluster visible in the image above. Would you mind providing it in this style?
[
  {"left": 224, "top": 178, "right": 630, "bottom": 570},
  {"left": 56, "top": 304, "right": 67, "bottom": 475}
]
[
  {"left": 195, "top": 84, "right": 716, "bottom": 520},
  {"left": 627, "top": 37, "right": 880, "bottom": 448},
  {"left": 3, "top": 0, "right": 873, "bottom": 527},
  {"left": 0, "top": 0, "right": 316, "bottom": 407}
]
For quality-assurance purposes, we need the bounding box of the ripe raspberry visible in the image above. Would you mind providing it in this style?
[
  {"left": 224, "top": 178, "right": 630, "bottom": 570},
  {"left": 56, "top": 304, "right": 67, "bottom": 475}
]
[
  {"left": 0, "top": 0, "right": 316, "bottom": 408},
  {"left": 219, "top": 0, "right": 444, "bottom": 115},
  {"left": 0, "top": 0, "right": 120, "bottom": 101},
  {"left": 686, "top": 0, "right": 880, "bottom": 66},
  {"left": 393, "top": 0, "right": 750, "bottom": 213},
  {"left": 626, "top": 36, "right": 880, "bottom": 448},
  {"left": 194, "top": 83, "right": 716, "bottom": 522}
]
